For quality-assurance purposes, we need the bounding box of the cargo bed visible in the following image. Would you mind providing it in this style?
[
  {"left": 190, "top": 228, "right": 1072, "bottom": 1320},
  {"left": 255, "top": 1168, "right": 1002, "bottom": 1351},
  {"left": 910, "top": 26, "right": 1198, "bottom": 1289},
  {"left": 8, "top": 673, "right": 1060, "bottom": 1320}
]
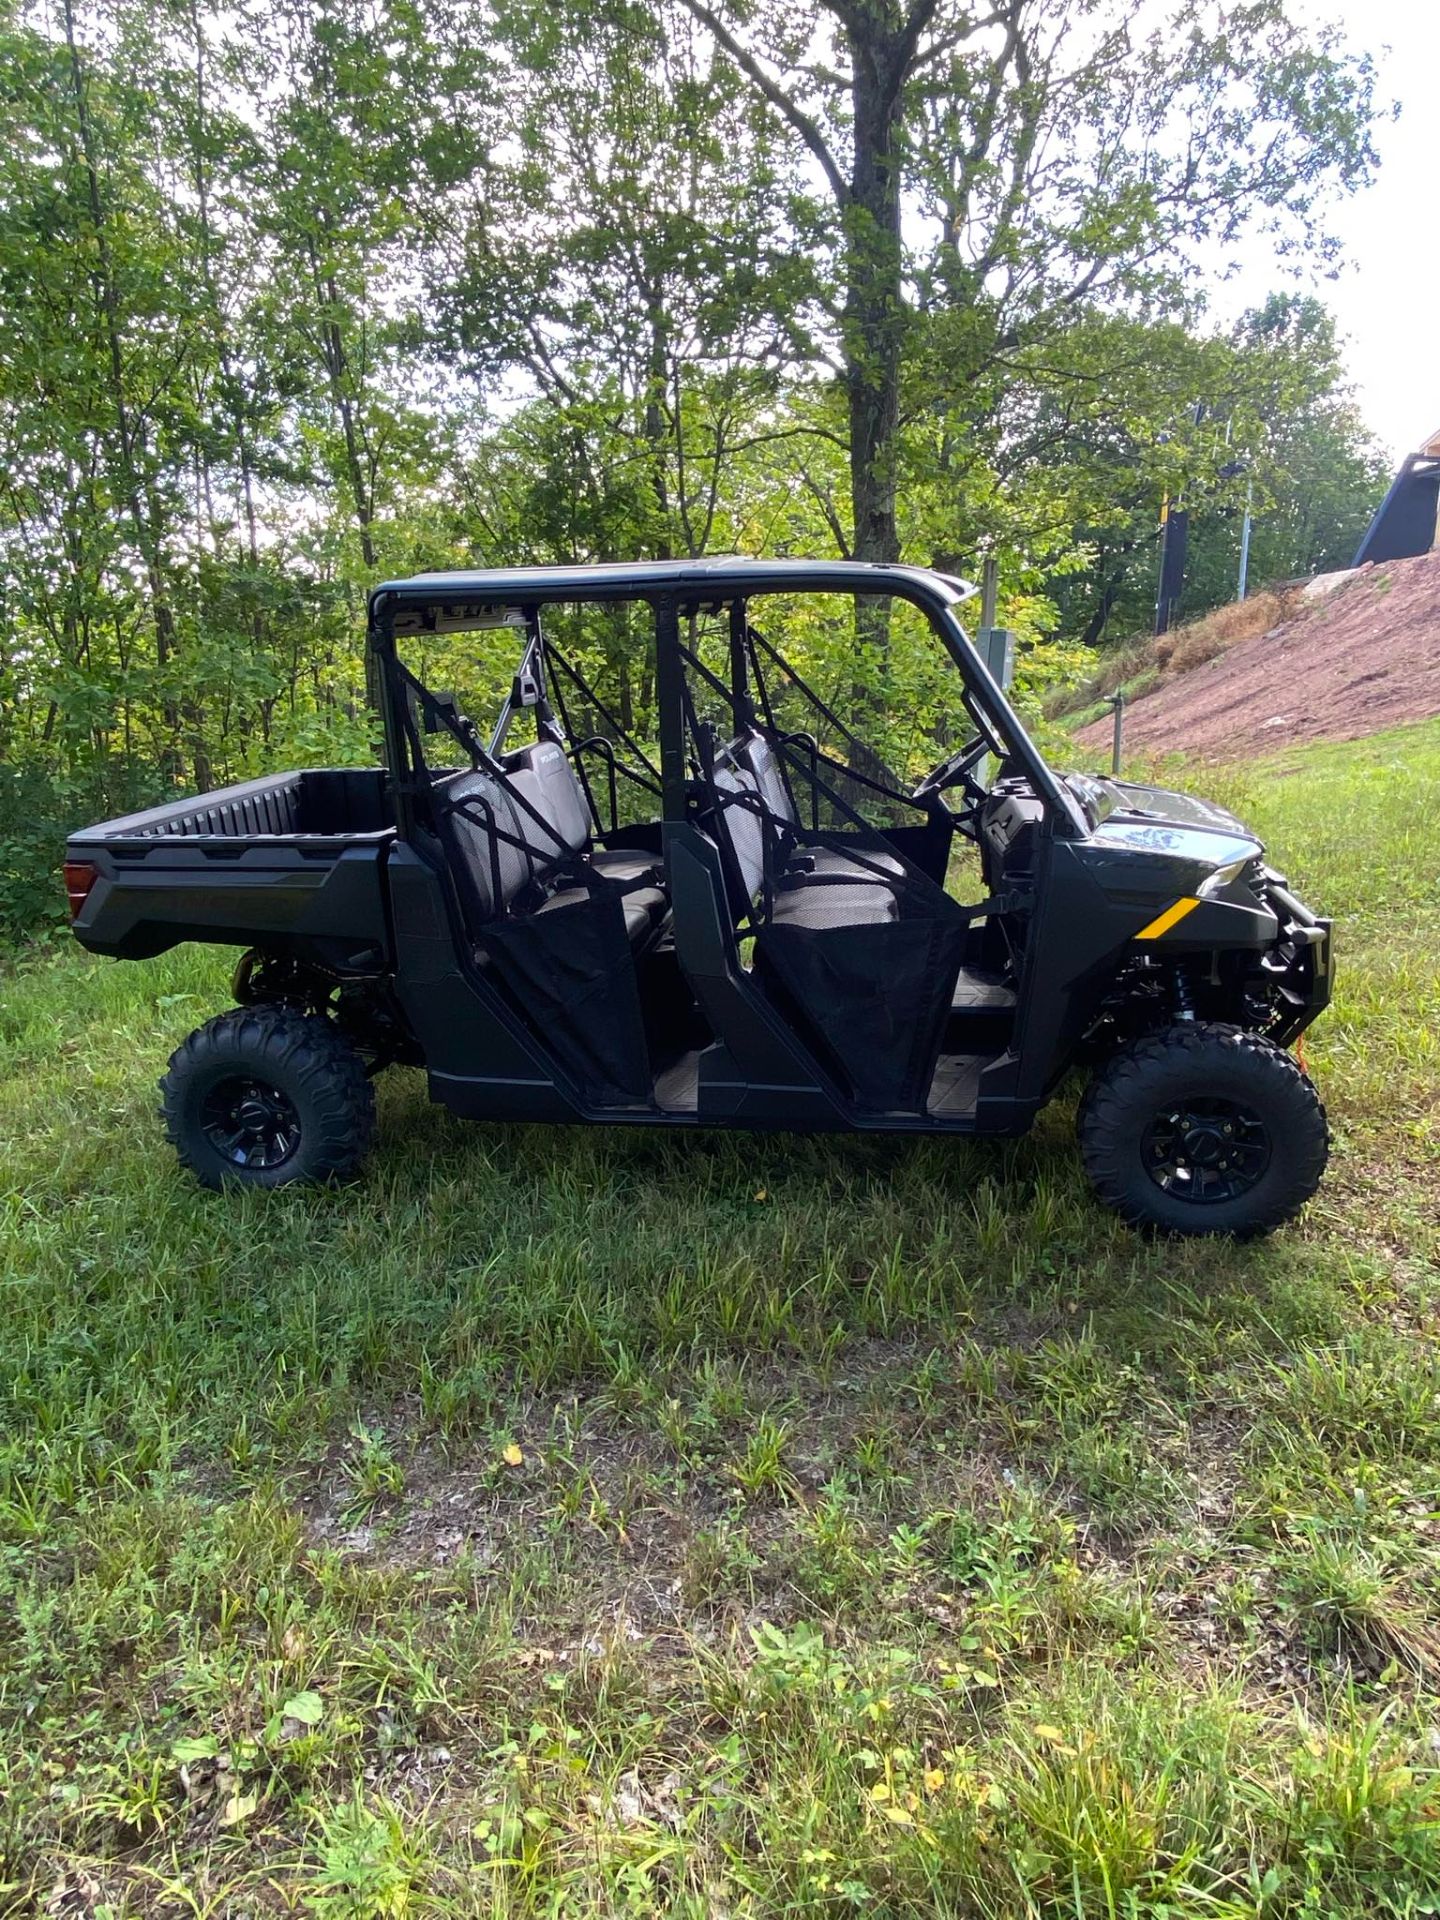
[{"left": 66, "top": 769, "right": 396, "bottom": 968}]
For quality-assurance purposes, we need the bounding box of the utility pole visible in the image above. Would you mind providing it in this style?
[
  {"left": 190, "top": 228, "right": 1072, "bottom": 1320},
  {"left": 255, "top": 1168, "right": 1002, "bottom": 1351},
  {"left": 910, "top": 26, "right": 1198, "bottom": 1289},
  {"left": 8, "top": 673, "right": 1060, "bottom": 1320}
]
[
  {"left": 979, "top": 555, "right": 999, "bottom": 631},
  {"left": 1237, "top": 480, "right": 1254, "bottom": 601}
]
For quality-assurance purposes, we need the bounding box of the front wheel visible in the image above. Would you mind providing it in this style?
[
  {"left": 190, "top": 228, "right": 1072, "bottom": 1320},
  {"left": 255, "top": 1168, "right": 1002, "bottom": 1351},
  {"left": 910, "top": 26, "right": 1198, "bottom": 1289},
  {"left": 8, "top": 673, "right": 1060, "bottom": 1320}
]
[
  {"left": 1078, "top": 1022, "right": 1328, "bottom": 1237},
  {"left": 161, "top": 1005, "right": 375, "bottom": 1190}
]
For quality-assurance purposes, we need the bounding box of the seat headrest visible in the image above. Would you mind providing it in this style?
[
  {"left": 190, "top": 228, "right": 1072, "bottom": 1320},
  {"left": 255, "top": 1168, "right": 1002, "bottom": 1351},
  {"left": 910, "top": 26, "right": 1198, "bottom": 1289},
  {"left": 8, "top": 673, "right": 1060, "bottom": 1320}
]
[
  {"left": 504, "top": 740, "right": 591, "bottom": 857},
  {"left": 725, "top": 730, "right": 799, "bottom": 829}
]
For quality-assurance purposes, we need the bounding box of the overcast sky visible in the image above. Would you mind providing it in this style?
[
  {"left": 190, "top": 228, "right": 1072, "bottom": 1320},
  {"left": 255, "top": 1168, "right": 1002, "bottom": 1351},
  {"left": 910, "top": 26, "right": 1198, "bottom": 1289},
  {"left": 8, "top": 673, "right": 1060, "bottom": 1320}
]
[{"left": 1249, "top": 1, "right": 1440, "bottom": 464}]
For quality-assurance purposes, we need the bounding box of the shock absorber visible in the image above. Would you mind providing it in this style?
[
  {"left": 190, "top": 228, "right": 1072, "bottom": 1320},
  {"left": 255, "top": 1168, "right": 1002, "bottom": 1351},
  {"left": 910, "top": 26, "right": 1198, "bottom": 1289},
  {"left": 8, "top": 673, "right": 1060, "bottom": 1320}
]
[{"left": 1172, "top": 964, "right": 1196, "bottom": 1022}]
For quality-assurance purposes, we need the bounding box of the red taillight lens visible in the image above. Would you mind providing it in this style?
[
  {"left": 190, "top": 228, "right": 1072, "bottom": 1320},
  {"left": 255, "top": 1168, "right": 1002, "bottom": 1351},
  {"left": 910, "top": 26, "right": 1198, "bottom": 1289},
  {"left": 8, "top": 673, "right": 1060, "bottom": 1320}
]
[{"left": 63, "top": 860, "right": 98, "bottom": 920}]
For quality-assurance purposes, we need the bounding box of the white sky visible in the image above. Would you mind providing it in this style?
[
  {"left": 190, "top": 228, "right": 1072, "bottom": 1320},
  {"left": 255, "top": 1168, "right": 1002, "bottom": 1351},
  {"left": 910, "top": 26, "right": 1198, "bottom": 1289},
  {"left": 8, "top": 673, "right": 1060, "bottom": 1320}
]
[{"left": 1239, "top": 1, "right": 1440, "bottom": 464}]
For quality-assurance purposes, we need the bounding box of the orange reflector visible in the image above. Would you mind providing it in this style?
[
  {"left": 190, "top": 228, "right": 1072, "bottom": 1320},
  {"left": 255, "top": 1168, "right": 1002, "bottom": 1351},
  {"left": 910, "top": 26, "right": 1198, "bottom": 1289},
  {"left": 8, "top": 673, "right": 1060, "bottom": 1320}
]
[
  {"left": 63, "top": 860, "right": 98, "bottom": 920},
  {"left": 1134, "top": 896, "right": 1201, "bottom": 941}
]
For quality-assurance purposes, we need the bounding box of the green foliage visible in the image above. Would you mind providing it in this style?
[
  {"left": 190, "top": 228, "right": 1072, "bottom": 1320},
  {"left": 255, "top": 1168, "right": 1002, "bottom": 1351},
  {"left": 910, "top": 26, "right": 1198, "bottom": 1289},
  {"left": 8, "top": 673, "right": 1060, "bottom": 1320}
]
[{"left": 1045, "top": 298, "right": 1390, "bottom": 645}]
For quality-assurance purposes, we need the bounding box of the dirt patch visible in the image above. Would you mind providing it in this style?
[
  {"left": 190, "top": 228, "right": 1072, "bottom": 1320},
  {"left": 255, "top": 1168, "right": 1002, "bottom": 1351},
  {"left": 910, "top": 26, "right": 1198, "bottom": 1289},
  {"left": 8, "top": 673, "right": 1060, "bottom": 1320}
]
[{"left": 1076, "top": 550, "right": 1440, "bottom": 762}]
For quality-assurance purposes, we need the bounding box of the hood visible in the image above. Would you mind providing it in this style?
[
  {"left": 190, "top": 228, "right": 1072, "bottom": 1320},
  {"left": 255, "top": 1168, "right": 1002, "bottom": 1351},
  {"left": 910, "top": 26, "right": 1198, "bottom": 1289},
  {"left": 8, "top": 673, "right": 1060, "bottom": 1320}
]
[
  {"left": 1064, "top": 772, "right": 1263, "bottom": 878},
  {"left": 1098, "top": 776, "right": 1248, "bottom": 834},
  {"left": 1064, "top": 771, "right": 1252, "bottom": 832}
]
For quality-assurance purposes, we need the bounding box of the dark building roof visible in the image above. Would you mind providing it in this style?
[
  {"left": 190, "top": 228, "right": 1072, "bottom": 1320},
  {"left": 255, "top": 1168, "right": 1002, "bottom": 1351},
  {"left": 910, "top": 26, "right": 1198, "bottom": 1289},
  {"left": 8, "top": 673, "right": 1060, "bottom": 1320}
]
[{"left": 1354, "top": 454, "right": 1440, "bottom": 567}]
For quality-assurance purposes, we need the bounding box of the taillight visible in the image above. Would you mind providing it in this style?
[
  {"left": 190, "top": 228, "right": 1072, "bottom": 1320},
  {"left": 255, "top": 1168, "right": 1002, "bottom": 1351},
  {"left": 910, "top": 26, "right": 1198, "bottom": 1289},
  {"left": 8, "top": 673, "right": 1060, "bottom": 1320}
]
[{"left": 63, "top": 860, "right": 98, "bottom": 920}]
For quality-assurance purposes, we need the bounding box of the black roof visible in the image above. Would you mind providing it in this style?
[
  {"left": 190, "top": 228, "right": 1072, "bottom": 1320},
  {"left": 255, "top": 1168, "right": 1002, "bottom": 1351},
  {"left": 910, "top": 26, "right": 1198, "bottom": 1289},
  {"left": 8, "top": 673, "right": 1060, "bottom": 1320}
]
[{"left": 370, "top": 556, "right": 977, "bottom": 611}]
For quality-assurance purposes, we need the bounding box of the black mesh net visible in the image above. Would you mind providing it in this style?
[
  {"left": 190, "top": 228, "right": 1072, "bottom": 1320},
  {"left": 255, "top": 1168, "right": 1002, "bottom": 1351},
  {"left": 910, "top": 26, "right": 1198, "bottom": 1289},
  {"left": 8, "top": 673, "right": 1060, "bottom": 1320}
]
[
  {"left": 537, "top": 605, "right": 664, "bottom": 838},
  {"left": 478, "top": 888, "right": 653, "bottom": 1105},
  {"left": 756, "top": 909, "right": 965, "bottom": 1112},
  {"left": 737, "top": 595, "right": 971, "bottom": 835}
]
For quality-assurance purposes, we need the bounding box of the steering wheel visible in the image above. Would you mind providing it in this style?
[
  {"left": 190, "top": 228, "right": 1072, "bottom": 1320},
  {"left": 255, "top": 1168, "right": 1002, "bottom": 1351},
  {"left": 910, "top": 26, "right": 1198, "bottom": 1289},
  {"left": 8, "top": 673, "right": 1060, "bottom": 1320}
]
[{"left": 910, "top": 734, "right": 995, "bottom": 808}]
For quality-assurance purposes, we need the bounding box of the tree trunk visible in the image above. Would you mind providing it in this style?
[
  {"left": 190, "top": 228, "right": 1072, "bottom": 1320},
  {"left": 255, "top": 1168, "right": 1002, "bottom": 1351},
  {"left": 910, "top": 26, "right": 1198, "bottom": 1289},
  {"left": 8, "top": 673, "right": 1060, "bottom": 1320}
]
[
  {"left": 843, "top": 24, "right": 906, "bottom": 576},
  {"left": 308, "top": 218, "right": 378, "bottom": 573},
  {"left": 677, "top": 0, "right": 921, "bottom": 585},
  {"left": 839, "top": 10, "right": 915, "bottom": 768},
  {"left": 1081, "top": 546, "right": 1135, "bottom": 647},
  {"left": 643, "top": 283, "right": 674, "bottom": 562},
  {"left": 61, "top": 0, "right": 184, "bottom": 783}
]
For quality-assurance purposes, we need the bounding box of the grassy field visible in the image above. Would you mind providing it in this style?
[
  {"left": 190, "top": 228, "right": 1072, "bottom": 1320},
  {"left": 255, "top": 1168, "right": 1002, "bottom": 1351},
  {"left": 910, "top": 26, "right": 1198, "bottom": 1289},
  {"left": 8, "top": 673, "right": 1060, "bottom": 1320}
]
[{"left": 2, "top": 720, "right": 1438, "bottom": 1917}]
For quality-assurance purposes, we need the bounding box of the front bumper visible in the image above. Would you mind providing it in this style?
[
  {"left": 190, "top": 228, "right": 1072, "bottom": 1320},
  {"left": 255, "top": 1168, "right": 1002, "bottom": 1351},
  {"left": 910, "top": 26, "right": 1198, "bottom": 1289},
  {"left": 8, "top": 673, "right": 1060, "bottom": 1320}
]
[{"left": 1261, "top": 873, "right": 1333, "bottom": 1044}]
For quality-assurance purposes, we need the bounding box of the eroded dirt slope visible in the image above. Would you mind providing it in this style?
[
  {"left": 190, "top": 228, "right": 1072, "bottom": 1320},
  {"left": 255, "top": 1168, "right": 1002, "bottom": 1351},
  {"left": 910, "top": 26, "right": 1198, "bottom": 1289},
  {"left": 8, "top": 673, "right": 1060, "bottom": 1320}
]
[{"left": 1076, "top": 549, "right": 1440, "bottom": 761}]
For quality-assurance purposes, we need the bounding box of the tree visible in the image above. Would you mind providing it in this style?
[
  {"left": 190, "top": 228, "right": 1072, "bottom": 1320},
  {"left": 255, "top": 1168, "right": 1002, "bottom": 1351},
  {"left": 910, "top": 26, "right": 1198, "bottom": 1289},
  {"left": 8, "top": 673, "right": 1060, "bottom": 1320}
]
[
  {"left": 673, "top": 0, "right": 1378, "bottom": 591},
  {"left": 0, "top": 0, "right": 205, "bottom": 785},
  {"left": 1028, "top": 296, "right": 1389, "bottom": 642},
  {"left": 430, "top": 0, "right": 821, "bottom": 569},
  {"left": 1225, "top": 295, "right": 1389, "bottom": 587}
]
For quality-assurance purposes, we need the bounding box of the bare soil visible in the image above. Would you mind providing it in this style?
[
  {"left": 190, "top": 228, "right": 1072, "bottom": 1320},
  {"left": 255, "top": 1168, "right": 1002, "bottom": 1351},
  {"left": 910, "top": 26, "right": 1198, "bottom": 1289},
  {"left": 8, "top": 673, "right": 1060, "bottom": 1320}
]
[{"left": 1077, "top": 549, "right": 1440, "bottom": 762}]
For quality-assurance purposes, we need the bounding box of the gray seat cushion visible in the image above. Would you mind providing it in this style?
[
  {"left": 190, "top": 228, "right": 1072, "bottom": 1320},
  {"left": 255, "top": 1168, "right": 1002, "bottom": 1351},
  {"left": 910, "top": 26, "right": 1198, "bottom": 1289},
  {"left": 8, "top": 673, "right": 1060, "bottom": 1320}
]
[
  {"left": 712, "top": 766, "right": 767, "bottom": 901},
  {"left": 444, "top": 741, "right": 668, "bottom": 933},
  {"left": 536, "top": 884, "right": 666, "bottom": 946},
  {"left": 504, "top": 741, "right": 592, "bottom": 856},
  {"left": 770, "top": 883, "right": 897, "bottom": 931},
  {"left": 731, "top": 729, "right": 799, "bottom": 829},
  {"left": 716, "top": 730, "right": 907, "bottom": 916},
  {"left": 796, "top": 845, "right": 906, "bottom": 882},
  {"left": 444, "top": 769, "right": 536, "bottom": 921},
  {"left": 710, "top": 744, "right": 905, "bottom": 933},
  {"left": 591, "top": 848, "right": 664, "bottom": 886}
]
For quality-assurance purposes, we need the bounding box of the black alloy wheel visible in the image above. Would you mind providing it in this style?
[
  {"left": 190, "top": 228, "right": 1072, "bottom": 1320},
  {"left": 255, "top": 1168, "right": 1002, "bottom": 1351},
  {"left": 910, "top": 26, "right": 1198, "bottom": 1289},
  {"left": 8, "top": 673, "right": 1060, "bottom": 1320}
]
[
  {"left": 199, "top": 1074, "right": 303, "bottom": 1171},
  {"left": 1140, "top": 1096, "right": 1271, "bottom": 1205}
]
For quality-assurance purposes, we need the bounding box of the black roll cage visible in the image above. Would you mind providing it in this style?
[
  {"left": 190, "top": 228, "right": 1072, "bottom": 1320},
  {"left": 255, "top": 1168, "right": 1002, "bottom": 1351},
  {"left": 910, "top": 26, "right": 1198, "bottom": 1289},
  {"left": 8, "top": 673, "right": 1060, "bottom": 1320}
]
[{"left": 367, "top": 560, "right": 1083, "bottom": 847}]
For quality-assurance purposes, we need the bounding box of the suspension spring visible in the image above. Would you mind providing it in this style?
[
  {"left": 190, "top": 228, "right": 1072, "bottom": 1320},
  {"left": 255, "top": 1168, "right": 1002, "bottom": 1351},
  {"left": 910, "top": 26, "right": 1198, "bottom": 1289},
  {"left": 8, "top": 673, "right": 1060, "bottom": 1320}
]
[{"left": 1173, "top": 965, "right": 1196, "bottom": 1022}]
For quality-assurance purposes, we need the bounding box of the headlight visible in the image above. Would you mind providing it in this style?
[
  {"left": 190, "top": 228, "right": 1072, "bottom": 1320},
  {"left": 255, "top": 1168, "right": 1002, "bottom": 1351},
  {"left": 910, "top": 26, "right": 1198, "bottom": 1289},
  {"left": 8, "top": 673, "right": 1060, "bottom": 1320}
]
[{"left": 1198, "top": 856, "right": 1250, "bottom": 898}]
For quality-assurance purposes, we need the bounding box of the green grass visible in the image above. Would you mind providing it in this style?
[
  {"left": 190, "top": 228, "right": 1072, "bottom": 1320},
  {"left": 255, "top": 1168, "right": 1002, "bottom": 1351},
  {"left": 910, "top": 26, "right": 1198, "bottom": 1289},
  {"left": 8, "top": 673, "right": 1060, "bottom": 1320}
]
[{"left": 2, "top": 719, "right": 1439, "bottom": 1916}]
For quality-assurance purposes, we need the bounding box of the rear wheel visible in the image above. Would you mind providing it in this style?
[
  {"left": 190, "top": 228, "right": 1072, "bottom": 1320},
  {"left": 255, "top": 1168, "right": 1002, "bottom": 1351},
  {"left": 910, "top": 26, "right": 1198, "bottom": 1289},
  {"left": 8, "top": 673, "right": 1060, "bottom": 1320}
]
[
  {"left": 161, "top": 1005, "right": 375, "bottom": 1190},
  {"left": 1078, "top": 1022, "right": 1327, "bottom": 1237}
]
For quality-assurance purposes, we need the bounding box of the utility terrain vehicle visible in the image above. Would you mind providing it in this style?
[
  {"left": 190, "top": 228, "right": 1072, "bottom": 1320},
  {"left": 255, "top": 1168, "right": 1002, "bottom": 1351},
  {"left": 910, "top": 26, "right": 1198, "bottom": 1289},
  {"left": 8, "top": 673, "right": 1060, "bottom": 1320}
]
[{"left": 66, "top": 560, "right": 1332, "bottom": 1233}]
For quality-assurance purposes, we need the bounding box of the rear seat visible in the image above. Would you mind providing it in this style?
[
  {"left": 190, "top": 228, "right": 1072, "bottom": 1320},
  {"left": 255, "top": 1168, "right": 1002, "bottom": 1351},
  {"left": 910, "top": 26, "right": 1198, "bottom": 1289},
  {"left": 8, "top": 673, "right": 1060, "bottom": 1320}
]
[
  {"left": 505, "top": 741, "right": 664, "bottom": 889},
  {"left": 441, "top": 739, "right": 666, "bottom": 943}
]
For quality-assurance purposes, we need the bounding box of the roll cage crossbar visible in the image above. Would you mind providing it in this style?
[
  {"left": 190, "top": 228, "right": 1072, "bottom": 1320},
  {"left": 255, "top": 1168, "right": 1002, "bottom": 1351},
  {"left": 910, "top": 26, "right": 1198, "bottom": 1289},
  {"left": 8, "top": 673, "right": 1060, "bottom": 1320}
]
[
  {"left": 430, "top": 576, "right": 964, "bottom": 1059},
  {"left": 482, "top": 619, "right": 665, "bottom": 840},
  {"left": 676, "top": 636, "right": 912, "bottom": 873},
  {"left": 539, "top": 638, "right": 663, "bottom": 838},
  {"left": 741, "top": 623, "right": 924, "bottom": 815}
]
